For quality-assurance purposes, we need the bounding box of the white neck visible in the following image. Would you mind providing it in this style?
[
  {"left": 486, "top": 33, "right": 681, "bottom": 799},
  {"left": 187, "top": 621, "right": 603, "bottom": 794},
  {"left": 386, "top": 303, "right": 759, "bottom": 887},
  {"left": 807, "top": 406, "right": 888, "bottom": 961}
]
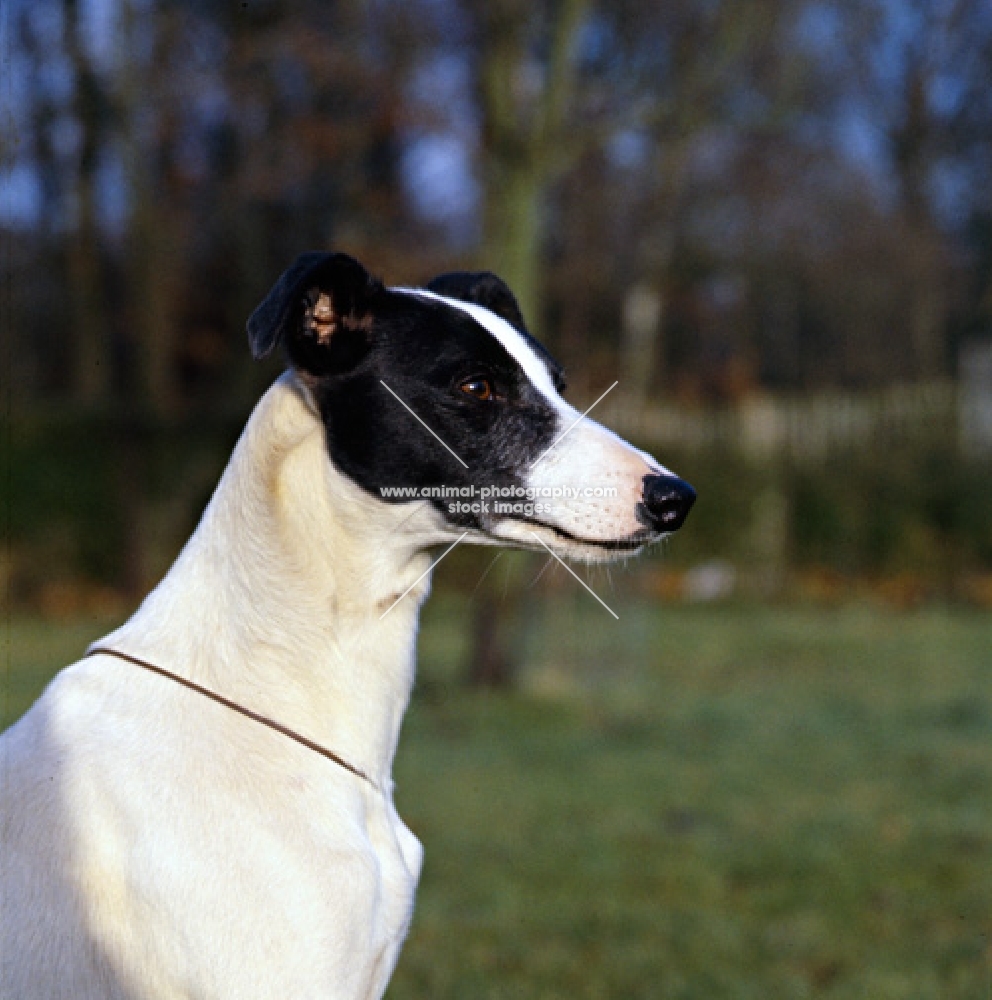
[{"left": 101, "top": 373, "right": 444, "bottom": 788}]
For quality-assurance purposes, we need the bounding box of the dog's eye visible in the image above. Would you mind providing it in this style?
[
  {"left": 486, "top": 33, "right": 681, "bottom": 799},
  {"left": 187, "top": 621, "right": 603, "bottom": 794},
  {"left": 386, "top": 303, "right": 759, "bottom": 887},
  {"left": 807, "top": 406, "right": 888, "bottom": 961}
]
[{"left": 458, "top": 377, "right": 493, "bottom": 401}]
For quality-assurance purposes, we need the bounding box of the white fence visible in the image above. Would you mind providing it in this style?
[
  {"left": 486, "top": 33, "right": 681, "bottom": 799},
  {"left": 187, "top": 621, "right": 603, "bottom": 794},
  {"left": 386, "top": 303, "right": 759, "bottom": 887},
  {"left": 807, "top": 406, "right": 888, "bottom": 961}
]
[{"left": 602, "top": 380, "right": 990, "bottom": 462}]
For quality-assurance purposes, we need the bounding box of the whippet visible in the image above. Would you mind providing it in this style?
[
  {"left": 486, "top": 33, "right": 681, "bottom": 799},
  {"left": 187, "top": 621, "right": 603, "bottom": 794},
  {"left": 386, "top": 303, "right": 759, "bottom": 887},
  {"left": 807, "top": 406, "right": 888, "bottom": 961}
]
[{"left": 0, "top": 253, "right": 695, "bottom": 999}]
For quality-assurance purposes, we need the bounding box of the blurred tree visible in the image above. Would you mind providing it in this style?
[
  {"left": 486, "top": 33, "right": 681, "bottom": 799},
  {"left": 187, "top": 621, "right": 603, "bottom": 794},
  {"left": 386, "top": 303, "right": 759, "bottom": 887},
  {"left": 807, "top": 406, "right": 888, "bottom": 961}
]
[
  {"left": 64, "top": 0, "right": 113, "bottom": 403},
  {"left": 457, "top": 0, "right": 593, "bottom": 687},
  {"left": 794, "top": 0, "right": 992, "bottom": 382},
  {"left": 3, "top": 0, "right": 992, "bottom": 606},
  {"left": 473, "top": 0, "right": 590, "bottom": 332},
  {"left": 550, "top": 0, "right": 810, "bottom": 395},
  {"left": 118, "top": 1, "right": 188, "bottom": 415}
]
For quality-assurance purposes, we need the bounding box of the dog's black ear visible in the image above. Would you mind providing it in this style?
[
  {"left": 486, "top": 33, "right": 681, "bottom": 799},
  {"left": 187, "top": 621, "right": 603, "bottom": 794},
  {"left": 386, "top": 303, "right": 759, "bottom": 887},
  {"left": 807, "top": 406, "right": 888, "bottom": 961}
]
[
  {"left": 247, "top": 252, "right": 383, "bottom": 371},
  {"left": 426, "top": 271, "right": 528, "bottom": 334}
]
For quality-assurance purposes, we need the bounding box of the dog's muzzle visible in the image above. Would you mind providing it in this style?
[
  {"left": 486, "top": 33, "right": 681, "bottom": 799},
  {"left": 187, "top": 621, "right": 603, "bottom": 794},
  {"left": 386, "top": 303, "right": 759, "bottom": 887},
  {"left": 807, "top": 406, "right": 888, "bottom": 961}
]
[{"left": 637, "top": 474, "right": 697, "bottom": 533}]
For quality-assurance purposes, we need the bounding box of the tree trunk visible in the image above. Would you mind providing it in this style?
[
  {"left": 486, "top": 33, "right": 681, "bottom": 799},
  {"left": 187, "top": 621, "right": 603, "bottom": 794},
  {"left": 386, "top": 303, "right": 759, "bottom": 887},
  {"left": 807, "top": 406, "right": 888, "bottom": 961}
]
[
  {"left": 129, "top": 204, "right": 182, "bottom": 415},
  {"left": 465, "top": 0, "right": 590, "bottom": 688},
  {"left": 467, "top": 593, "right": 516, "bottom": 687},
  {"left": 118, "top": 2, "right": 184, "bottom": 417},
  {"left": 477, "top": 0, "right": 591, "bottom": 332},
  {"left": 65, "top": 0, "right": 112, "bottom": 405},
  {"left": 67, "top": 198, "right": 111, "bottom": 405},
  {"left": 484, "top": 160, "right": 543, "bottom": 330}
]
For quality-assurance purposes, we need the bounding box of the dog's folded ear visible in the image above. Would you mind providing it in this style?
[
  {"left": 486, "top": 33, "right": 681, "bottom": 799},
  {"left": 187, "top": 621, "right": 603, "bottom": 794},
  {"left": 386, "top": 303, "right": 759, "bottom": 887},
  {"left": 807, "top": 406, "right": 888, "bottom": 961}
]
[
  {"left": 248, "top": 252, "right": 383, "bottom": 372},
  {"left": 425, "top": 271, "right": 529, "bottom": 334}
]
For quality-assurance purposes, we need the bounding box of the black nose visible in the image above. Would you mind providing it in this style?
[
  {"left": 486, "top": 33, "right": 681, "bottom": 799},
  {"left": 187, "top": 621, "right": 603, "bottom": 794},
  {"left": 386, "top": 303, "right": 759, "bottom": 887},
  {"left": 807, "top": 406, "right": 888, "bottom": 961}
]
[{"left": 638, "top": 474, "right": 697, "bottom": 533}]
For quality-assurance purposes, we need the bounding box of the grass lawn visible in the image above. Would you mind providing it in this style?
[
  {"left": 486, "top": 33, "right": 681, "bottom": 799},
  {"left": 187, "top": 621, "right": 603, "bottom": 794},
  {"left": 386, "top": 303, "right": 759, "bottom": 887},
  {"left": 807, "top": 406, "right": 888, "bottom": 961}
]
[{"left": 3, "top": 599, "right": 991, "bottom": 998}]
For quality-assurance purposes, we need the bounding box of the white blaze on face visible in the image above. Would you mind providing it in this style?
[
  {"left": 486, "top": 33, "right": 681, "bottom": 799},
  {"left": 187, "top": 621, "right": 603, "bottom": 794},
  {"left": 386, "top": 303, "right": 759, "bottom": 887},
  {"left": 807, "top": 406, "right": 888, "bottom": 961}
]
[
  {"left": 396, "top": 287, "right": 670, "bottom": 554},
  {"left": 396, "top": 288, "right": 562, "bottom": 399}
]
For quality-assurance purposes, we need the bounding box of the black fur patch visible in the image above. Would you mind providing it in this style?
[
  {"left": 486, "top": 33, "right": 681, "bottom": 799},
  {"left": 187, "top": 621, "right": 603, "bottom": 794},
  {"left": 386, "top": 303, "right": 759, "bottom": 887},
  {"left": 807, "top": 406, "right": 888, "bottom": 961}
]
[{"left": 249, "top": 254, "right": 564, "bottom": 531}]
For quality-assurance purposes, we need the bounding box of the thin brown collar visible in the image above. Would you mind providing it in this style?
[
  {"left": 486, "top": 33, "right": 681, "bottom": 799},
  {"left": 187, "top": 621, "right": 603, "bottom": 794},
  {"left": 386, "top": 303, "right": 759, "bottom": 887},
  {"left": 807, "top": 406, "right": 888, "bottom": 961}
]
[{"left": 85, "top": 646, "right": 378, "bottom": 792}]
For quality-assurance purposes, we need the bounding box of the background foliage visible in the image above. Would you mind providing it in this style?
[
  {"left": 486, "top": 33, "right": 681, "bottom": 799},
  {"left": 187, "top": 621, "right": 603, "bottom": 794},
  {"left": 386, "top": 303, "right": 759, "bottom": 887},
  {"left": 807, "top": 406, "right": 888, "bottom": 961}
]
[{"left": 3, "top": 0, "right": 991, "bottom": 610}]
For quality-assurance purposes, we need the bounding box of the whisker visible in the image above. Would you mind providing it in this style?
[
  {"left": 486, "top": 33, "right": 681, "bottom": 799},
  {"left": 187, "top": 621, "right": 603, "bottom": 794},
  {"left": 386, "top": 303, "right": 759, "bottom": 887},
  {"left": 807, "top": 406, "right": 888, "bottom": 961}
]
[
  {"left": 528, "top": 556, "right": 555, "bottom": 589},
  {"left": 470, "top": 551, "right": 505, "bottom": 596}
]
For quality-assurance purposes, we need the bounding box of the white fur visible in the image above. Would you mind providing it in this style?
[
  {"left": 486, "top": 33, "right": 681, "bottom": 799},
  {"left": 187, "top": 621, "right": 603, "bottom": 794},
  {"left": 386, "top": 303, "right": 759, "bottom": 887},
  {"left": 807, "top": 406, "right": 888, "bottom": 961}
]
[
  {"left": 1, "top": 375, "right": 436, "bottom": 999},
  {"left": 0, "top": 352, "right": 665, "bottom": 997}
]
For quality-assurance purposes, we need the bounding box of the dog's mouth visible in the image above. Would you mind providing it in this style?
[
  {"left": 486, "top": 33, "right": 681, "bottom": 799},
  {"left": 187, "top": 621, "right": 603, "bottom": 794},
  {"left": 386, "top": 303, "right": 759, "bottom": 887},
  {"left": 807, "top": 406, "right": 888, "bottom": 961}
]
[{"left": 486, "top": 516, "right": 656, "bottom": 554}]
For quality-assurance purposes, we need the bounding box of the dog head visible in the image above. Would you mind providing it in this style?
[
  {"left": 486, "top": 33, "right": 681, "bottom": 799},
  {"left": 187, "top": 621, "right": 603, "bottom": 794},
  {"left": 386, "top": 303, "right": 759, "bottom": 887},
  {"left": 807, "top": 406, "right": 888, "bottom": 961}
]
[{"left": 248, "top": 252, "right": 694, "bottom": 563}]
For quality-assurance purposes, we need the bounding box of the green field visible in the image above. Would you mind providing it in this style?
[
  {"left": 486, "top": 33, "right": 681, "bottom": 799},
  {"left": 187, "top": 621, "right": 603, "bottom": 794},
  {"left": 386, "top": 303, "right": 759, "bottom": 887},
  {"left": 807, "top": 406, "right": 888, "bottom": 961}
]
[{"left": 3, "top": 600, "right": 991, "bottom": 999}]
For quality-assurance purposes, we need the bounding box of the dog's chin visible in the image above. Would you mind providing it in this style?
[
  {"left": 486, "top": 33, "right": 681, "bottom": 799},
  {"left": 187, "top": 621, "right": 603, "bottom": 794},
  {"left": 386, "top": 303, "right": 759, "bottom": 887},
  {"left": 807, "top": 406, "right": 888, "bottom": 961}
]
[{"left": 480, "top": 517, "right": 658, "bottom": 564}]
